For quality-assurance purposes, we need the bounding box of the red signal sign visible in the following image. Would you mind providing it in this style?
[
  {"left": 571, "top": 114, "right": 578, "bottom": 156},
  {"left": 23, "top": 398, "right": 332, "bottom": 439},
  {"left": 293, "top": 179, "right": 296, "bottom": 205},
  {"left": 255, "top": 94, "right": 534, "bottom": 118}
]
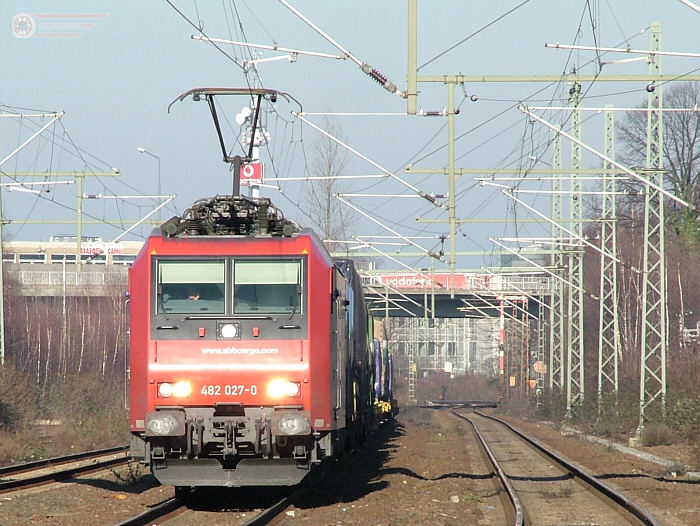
[{"left": 240, "top": 162, "right": 263, "bottom": 186}]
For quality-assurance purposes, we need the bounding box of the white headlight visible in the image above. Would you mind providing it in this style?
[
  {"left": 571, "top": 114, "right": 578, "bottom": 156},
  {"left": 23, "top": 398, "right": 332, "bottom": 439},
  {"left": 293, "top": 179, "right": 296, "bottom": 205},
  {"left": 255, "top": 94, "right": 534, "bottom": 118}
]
[
  {"left": 158, "top": 381, "right": 191, "bottom": 398},
  {"left": 268, "top": 379, "right": 301, "bottom": 398},
  {"left": 276, "top": 413, "right": 310, "bottom": 435},
  {"left": 146, "top": 413, "right": 179, "bottom": 435},
  {"left": 219, "top": 323, "right": 238, "bottom": 338},
  {"left": 158, "top": 382, "right": 173, "bottom": 397},
  {"left": 172, "top": 381, "right": 191, "bottom": 398}
]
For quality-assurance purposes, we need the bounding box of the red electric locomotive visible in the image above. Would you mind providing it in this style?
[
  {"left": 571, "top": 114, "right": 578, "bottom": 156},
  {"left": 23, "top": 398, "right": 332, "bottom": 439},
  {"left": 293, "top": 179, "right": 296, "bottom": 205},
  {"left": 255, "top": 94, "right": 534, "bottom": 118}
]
[{"left": 128, "top": 195, "right": 376, "bottom": 488}]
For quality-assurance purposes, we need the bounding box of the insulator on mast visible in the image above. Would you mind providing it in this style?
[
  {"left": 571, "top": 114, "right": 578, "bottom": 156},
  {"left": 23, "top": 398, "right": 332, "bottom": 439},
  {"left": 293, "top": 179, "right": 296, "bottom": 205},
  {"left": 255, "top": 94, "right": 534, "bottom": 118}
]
[{"left": 360, "top": 63, "right": 405, "bottom": 97}]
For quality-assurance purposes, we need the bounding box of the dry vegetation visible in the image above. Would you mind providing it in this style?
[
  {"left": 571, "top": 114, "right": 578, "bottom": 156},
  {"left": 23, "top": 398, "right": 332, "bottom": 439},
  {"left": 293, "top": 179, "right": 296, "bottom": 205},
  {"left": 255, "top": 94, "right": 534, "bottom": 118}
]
[
  {"left": 0, "top": 278, "right": 128, "bottom": 465},
  {"left": 578, "top": 190, "right": 700, "bottom": 455}
]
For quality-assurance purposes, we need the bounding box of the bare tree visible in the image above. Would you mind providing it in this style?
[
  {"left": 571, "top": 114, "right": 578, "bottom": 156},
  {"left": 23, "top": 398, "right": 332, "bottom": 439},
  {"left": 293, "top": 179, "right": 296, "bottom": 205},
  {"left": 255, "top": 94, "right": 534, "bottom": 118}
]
[
  {"left": 617, "top": 81, "right": 700, "bottom": 244},
  {"left": 3, "top": 285, "right": 127, "bottom": 388},
  {"left": 303, "top": 115, "right": 355, "bottom": 252}
]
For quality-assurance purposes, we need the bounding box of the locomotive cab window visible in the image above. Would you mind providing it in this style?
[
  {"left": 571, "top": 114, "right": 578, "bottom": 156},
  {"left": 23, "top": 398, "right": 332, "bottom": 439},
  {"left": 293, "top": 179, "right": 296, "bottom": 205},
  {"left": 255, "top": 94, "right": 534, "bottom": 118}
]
[
  {"left": 233, "top": 260, "right": 302, "bottom": 314},
  {"left": 157, "top": 260, "right": 225, "bottom": 314}
]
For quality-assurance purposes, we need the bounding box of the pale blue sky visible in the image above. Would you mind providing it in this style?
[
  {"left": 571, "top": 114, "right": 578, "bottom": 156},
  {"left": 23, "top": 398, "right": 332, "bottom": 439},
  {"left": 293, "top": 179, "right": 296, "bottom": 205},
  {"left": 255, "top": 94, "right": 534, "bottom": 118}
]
[{"left": 1, "top": 1, "right": 698, "bottom": 269}]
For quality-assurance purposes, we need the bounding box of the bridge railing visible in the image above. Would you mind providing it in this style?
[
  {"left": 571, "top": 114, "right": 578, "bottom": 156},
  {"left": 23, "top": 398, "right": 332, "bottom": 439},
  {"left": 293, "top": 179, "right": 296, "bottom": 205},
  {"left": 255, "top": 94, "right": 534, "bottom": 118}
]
[
  {"left": 18, "top": 270, "right": 126, "bottom": 286},
  {"left": 6, "top": 265, "right": 128, "bottom": 296}
]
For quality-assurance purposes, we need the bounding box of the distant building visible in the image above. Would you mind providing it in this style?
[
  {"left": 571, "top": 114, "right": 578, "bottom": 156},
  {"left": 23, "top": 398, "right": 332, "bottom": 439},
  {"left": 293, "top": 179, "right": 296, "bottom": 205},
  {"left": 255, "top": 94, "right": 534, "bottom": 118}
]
[
  {"left": 2, "top": 239, "right": 143, "bottom": 297},
  {"left": 3, "top": 238, "right": 142, "bottom": 266},
  {"left": 388, "top": 317, "right": 500, "bottom": 377}
]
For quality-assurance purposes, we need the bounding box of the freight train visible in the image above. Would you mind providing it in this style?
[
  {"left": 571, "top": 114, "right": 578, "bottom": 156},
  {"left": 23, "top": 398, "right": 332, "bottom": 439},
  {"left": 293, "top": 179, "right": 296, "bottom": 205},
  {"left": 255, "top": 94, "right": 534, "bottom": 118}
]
[{"left": 128, "top": 194, "right": 396, "bottom": 490}]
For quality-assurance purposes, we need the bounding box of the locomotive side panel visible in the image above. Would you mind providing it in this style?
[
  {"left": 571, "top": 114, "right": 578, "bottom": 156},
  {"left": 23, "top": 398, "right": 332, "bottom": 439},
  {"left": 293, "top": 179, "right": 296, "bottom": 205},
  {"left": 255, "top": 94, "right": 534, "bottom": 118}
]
[
  {"left": 128, "top": 245, "right": 151, "bottom": 432},
  {"left": 305, "top": 239, "right": 336, "bottom": 434}
]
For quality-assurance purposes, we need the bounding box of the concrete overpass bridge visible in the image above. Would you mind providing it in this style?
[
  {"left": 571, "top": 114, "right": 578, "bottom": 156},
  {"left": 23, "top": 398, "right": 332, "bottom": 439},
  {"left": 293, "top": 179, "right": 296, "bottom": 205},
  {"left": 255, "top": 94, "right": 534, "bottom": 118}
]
[
  {"left": 360, "top": 269, "right": 553, "bottom": 401},
  {"left": 361, "top": 269, "right": 552, "bottom": 319}
]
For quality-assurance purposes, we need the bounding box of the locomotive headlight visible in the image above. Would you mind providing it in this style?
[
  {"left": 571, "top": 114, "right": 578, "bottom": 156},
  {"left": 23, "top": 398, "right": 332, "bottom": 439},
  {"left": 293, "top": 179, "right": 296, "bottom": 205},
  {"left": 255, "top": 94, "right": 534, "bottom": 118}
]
[
  {"left": 217, "top": 322, "right": 240, "bottom": 339},
  {"left": 158, "top": 382, "right": 173, "bottom": 398},
  {"left": 145, "top": 410, "right": 185, "bottom": 436},
  {"left": 267, "top": 379, "right": 301, "bottom": 398},
  {"left": 157, "top": 381, "right": 191, "bottom": 398},
  {"left": 271, "top": 411, "right": 311, "bottom": 436},
  {"left": 284, "top": 381, "right": 300, "bottom": 397},
  {"left": 172, "top": 381, "right": 192, "bottom": 398}
]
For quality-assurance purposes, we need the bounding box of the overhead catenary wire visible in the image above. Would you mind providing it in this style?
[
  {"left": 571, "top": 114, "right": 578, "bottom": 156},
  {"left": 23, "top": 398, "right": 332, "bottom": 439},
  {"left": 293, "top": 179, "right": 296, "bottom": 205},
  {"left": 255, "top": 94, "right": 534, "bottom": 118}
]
[
  {"left": 171, "top": 2, "right": 694, "bottom": 276},
  {"left": 166, "top": 0, "right": 246, "bottom": 70},
  {"left": 277, "top": 0, "right": 406, "bottom": 98},
  {"left": 480, "top": 266, "right": 552, "bottom": 312},
  {"left": 335, "top": 195, "right": 444, "bottom": 261},
  {"left": 519, "top": 105, "right": 699, "bottom": 212},
  {"left": 294, "top": 112, "right": 446, "bottom": 209},
  {"left": 545, "top": 42, "right": 700, "bottom": 60},
  {"left": 490, "top": 237, "right": 598, "bottom": 300},
  {"left": 228, "top": 3, "right": 602, "bottom": 258},
  {"left": 2, "top": 108, "right": 162, "bottom": 202},
  {"left": 418, "top": 0, "right": 532, "bottom": 71},
  {"left": 191, "top": 35, "right": 345, "bottom": 61},
  {"left": 0, "top": 116, "right": 173, "bottom": 239},
  {"left": 354, "top": 237, "right": 446, "bottom": 289}
]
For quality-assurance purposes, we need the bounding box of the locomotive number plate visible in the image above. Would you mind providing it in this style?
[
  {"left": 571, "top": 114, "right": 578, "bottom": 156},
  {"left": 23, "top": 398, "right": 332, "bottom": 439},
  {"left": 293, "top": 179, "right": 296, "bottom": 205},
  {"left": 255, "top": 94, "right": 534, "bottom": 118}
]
[{"left": 200, "top": 384, "right": 258, "bottom": 396}]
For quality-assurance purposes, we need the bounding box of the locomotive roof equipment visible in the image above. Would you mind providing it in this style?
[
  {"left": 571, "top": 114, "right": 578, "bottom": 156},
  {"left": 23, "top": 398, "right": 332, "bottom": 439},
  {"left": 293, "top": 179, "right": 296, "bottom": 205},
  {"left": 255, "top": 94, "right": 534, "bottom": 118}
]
[
  {"left": 159, "top": 194, "right": 299, "bottom": 238},
  {"left": 168, "top": 87, "right": 301, "bottom": 196}
]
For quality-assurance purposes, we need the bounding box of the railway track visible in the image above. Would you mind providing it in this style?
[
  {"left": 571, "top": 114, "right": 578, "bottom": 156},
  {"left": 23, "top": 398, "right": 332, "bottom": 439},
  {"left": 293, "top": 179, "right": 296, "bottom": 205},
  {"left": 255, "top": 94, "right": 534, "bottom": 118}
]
[
  {"left": 0, "top": 445, "right": 129, "bottom": 494},
  {"left": 113, "top": 483, "right": 308, "bottom": 526},
  {"left": 453, "top": 409, "right": 661, "bottom": 526}
]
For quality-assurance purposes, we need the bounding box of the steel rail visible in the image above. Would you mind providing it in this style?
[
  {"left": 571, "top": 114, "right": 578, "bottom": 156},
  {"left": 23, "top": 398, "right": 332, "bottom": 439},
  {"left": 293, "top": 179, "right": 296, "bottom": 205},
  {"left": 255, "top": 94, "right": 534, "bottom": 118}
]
[
  {"left": 112, "top": 497, "right": 184, "bottom": 526},
  {"left": 451, "top": 410, "right": 524, "bottom": 526},
  {"left": 113, "top": 484, "right": 307, "bottom": 526},
  {"left": 240, "top": 472, "right": 317, "bottom": 525},
  {"left": 471, "top": 410, "right": 662, "bottom": 526},
  {"left": 0, "top": 445, "right": 128, "bottom": 477},
  {"left": 0, "top": 454, "right": 128, "bottom": 494},
  {"left": 240, "top": 489, "right": 304, "bottom": 526}
]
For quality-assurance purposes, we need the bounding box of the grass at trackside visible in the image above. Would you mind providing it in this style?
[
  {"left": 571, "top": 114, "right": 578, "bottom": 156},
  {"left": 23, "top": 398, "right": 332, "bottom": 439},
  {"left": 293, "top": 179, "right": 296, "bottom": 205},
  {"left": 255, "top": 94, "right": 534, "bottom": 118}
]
[{"left": 0, "top": 368, "right": 128, "bottom": 465}]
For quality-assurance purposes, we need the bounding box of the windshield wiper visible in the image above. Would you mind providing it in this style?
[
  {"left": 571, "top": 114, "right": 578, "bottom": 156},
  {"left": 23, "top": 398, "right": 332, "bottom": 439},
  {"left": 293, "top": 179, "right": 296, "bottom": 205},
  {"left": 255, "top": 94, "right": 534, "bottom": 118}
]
[{"left": 289, "top": 282, "right": 302, "bottom": 320}]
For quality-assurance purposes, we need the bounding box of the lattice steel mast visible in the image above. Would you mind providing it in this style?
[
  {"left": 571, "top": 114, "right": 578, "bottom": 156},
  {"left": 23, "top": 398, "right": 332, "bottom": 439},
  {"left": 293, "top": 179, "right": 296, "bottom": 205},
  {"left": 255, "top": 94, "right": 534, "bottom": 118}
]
[
  {"left": 598, "top": 107, "right": 620, "bottom": 411},
  {"left": 549, "top": 133, "right": 566, "bottom": 393},
  {"left": 637, "top": 22, "right": 667, "bottom": 440},
  {"left": 566, "top": 83, "right": 585, "bottom": 417}
]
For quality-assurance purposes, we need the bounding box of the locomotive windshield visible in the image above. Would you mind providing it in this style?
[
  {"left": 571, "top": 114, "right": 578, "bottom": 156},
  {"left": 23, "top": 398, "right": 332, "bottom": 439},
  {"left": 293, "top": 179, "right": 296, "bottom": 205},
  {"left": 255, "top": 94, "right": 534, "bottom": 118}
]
[
  {"left": 233, "top": 260, "right": 301, "bottom": 314},
  {"left": 154, "top": 258, "right": 303, "bottom": 315},
  {"left": 157, "top": 260, "right": 226, "bottom": 314}
]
